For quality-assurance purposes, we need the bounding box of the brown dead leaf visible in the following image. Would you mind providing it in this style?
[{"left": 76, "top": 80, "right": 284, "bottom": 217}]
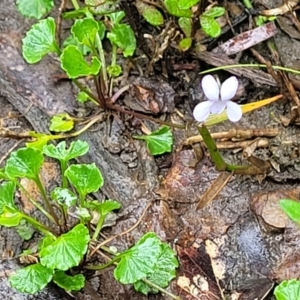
[
  {"left": 197, "top": 172, "right": 233, "bottom": 210},
  {"left": 175, "top": 243, "right": 222, "bottom": 300},
  {"left": 250, "top": 189, "right": 300, "bottom": 230},
  {"left": 158, "top": 150, "right": 203, "bottom": 203}
]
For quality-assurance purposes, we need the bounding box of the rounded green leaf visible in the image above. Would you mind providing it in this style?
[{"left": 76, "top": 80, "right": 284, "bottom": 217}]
[
  {"left": 60, "top": 45, "right": 101, "bottom": 78},
  {"left": 203, "top": 6, "right": 225, "bottom": 18},
  {"left": 71, "top": 18, "right": 99, "bottom": 48},
  {"left": 107, "top": 24, "right": 136, "bottom": 57},
  {"left": 51, "top": 187, "right": 77, "bottom": 207},
  {"left": 178, "top": 17, "right": 192, "bottom": 37},
  {"left": 178, "top": 0, "right": 200, "bottom": 9},
  {"left": 9, "top": 264, "right": 54, "bottom": 294},
  {"left": 114, "top": 232, "right": 162, "bottom": 284},
  {"left": 133, "top": 126, "right": 173, "bottom": 155},
  {"left": 179, "top": 37, "right": 192, "bottom": 51},
  {"left": 164, "top": 0, "right": 192, "bottom": 17},
  {"left": 136, "top": 2, "right": 164, "bottom": 26},
  {"left": 53, "top": 271, "right": 85, "bottom": 292},
  {"left": 43, "top": 140, "right": 89, "bottom": 163},
  {"left": 274, "top": 279, "right": 300, "bottom": 300},
  {"left": 0, "top": 206, "right": 23, "bottom": 227},
  {"left": 17, "top": 0, "right": 54, "bottom": 19},
  {"left": 5, "top": 147, "right": 44, "bottom": 180},
  {"left": 22, "top": 17, "right": 60, "bottom": 64},
  {"left": 107, "top": 65, "right": 122, "bottom": 77},
  {"left": 134, "top": 243, "right": 178, "bottom": 294},
  {"left": 200, "top": 16, "right": 222, "bottom": 38},
  {"left": 0, "top": 181, "right": 17, "bottom": 213},
  {"left": 49, "top": 113, "right": 74, "bottom": 132},
  {"left": 65, "top": 163, "right": 104, "bottom": 198},
  {"left": 40, "top": 224, "right": 90, "bottom": 270}
]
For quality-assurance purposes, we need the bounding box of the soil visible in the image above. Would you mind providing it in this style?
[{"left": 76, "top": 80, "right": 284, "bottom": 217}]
[{"left": 1, "top": 0, "right": 300, "bottom": 300}]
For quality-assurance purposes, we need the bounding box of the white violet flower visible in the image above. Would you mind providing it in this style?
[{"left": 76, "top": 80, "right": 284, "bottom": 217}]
[{"left": 193, "top": 75, "right": 243, "bottom": 122}]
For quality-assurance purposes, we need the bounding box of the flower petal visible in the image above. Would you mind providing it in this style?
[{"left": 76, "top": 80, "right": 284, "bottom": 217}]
[
  {"left": 210, "top": 101, "right": 226, "bottom": 114},
  {"left": 193, "top": 101, "right": 214, "bottom": 122},
  {"left": 220, "top": 76, "right": 238, "bottom": 101},
  {"left": 201, "top": 75, "right": 220, "bottom": 101},
  {"left": 226, "top": 101, "right": 242, "bottom": 122}
]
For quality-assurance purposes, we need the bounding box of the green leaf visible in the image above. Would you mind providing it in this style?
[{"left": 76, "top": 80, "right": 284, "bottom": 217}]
[
  {"left": 179, "top": 37, "right": 192, "bottom": 51},
  {"left": 107, "top": 24, "right": 136, "bottom": 57},
  {"left": 0, "top": 181, "right": 17, "bottom": 213},
  {"left": 26, "top": 132, "right": 54, "bottom": 151},
  {"left": 49, "top": 113, "right": 74, "bottom": 132},
  {"left": 5, "top": 147, "right": 43, "bottom": 180},
  {"left": 53, "top": 271, "right": 85, "bottom": 292},
  {"left": 71, "top": 18, "right": 99, "bottom": 48},
  {"left": 134, "top": 243, "right": 178, "bottom": 294},
  {"left": 65, "top": 163, "right": 104, "bottom": 199},
  {"left": 107, "top": 65, "right": 122, "bottom": 77},
  {"left": 178, "top": 17, "right": 192, "bottom": 37},
  {"left": 51, "top": 187, "right": 77, "bottom": 207},
  {"left": 77, "top": 90, "right": 93, "bottom": 103},
  {"left": 178, "top": 0, "right": 200, "bottom": 9},
  {"left": 9, "top": 264, "right": 54, "bottom": 294},
  {"left": 280, "top": 199, "right": 300, "bottom": 224},
  {"left": 0, "top": 206, "right": 23, "bottom": 227},
  {"left": 16, "top": 220, "right": 35, "bottom": 240},
  {"left": 203, "top": 6, "right": 225, "bottom": 18},
  {"left": 86, "top": 200, "right": 121, "bottom": 217},
  {"left": 39, "top": 235, "right": 56, "bottom": 252},
  {"left": 136, "top": 2, "right": 164, "bottom": 26},
  {"left": 133, "top": 126, "right": 173, "bottom": 155},
  {"left": 60, "top": 45, "right": 101, "bottom": 78},
  {"left": 274, "top": 279, "right": 300, "bottom": 300},
  {"left": 114, "top": 232, "right": 162, "bottom": 284},
  {"left": 40, "top": 224, "right": 90, "bottom": 270},
  {"left": 74, "top": 207, "right": 91, "bottom": 223},
  {"left": 17, "top": 0, "right": 54, "bottom": 19},
  {"left": 63, "top": 8, "right": 88, "bottom": 19},
  {"left": 22, "top": 17, "right": 60, "bottom": 64},
  {"left": 63, "top": 36, "right": 91, "bottom": 56},
  {"left": 86, "top": 0, "right": 119, "bottom": 15},
  {"left": 200, "top": 15, "right": 222, "bottom": 38},
  {"left": 43, "top": 140, "right": 89, "bottom": 163},
  {"left": 108, "top": 11, "right": 126, "bottom": 24},
  {"left": 164, "top": 0, "right": 192, "bottom": 17}
]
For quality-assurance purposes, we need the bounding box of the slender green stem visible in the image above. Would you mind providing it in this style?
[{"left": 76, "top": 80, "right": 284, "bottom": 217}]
[
  {"left": 70, "top": 0, "right": 80, "bottom": 10},
  {"left": 198, "top": 125, "right": 226, "bottom": 171},
  {"left": 60, "top": 160, "right": 68, "bottom": 189},
  {"left": 199, "top": 64, "right": 300, "bottom": 76},
  {"left": 92, "top": 214, "right": 105, "bottom": 240},
  {"left": 142, "top": 278, "right": 182, "bottom": 300},
  {"left": 198, "top": 124, "right": 249, "bottom": 172},
  {"left": 95, "top": 34, "right": 108, "bottom": 90},
  {"left": 79, "top": 193, "right": 85, "bottom": 207},
  {"left": 243, "top": 0, "right": 253, "bottom": 9},
  {"left": 84, "top": 255, "right": 121, "bottom": 270},
  {"left": 73, "top": 79, "right": 100, "bottom": 105},
  {"left": 34, "top": 175, "right": 59, "bottom": 225},
  {"left": 16, "top": 182, "right": 57, "bottom": 224},
  {"left": 108, "top": 44, "right": 117, "bottom": 97},
  {"left": 22, "top": 214, "right": 56, "bottom": 238}
]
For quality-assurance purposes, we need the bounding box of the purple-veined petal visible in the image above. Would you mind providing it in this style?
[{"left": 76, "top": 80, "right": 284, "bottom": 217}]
[
  {"left": 220, "top": 76, "right": 238, "bottom": 101},
  {"left": 193, "top": 101, "right": 214, "bottom": 122},
  {"left": 210, "top": 101, "right": 226, "bottom": 114},
  {"left": 226, "top": 101, "right": 242, "bottom": 122},
  {"left": 201, "top": 75, "right": 220, "bottom": 101}
]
